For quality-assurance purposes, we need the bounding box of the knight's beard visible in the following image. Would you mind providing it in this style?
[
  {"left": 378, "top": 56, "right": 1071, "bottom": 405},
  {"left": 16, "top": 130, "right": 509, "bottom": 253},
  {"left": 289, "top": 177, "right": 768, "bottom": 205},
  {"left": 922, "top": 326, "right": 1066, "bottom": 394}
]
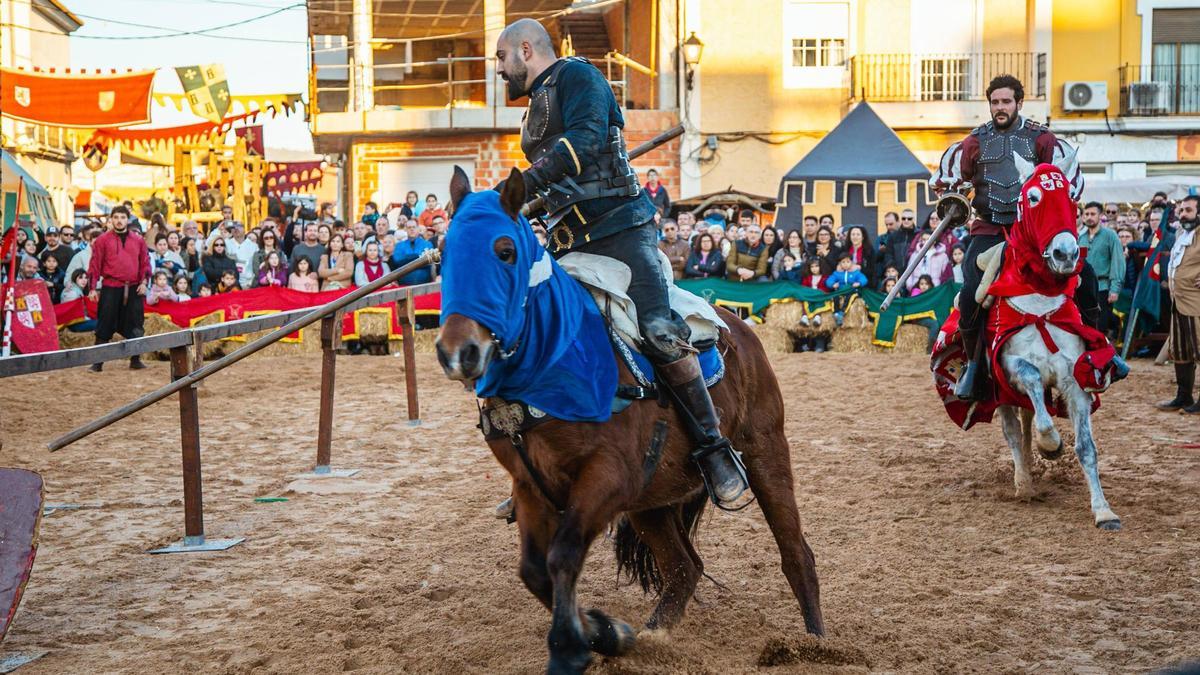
[
  {"left": 992, "top": 111, "right": 1016, "bottom": 129},
  {"left": 504, "top": 60, "right": 529, "bottom": 100}
]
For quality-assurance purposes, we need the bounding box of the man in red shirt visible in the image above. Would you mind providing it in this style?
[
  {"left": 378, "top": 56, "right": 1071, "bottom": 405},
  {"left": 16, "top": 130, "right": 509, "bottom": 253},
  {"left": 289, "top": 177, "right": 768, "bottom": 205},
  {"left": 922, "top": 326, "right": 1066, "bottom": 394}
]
[{"left": 87, "top": 205, "right": 151, "bottom": 371}]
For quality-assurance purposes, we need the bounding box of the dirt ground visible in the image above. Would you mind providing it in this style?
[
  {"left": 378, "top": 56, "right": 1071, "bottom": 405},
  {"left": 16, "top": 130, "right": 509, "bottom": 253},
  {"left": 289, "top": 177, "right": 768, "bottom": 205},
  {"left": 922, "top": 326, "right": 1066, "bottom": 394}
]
[{"left": 0, "top": 351, "right": 1197, "bottom": 674}]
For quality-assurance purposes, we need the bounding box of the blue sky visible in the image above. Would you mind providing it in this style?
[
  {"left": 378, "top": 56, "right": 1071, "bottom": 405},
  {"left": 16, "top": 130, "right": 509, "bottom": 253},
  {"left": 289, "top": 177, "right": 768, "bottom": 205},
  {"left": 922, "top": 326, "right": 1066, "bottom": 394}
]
[{"left": 66, "top": 0, "right": 314, "bottom": 151}]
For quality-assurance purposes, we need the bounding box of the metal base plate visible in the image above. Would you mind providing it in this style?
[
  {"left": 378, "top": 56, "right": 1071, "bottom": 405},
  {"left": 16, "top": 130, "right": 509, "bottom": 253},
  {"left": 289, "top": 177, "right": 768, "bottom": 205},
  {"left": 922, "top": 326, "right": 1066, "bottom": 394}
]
[
  {"left": 147, "top": 537, "right": 245, "bottom": 554},
  {"left": 293, "top": 467, "right": 360, "bottom": 479},
  {"left": 1, "top": 651, "right": 48, "bottom": 673}
]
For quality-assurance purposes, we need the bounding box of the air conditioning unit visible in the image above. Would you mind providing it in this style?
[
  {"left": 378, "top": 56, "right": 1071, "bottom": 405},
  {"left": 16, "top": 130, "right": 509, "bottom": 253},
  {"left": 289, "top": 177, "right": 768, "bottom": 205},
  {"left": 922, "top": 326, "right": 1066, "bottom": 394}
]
[
  {"left": 1063, "top": 81, "right": 1109, "bottom": 111},
  {"left": 1127, "top": 81, "right": 1170, "bottom": 115}
]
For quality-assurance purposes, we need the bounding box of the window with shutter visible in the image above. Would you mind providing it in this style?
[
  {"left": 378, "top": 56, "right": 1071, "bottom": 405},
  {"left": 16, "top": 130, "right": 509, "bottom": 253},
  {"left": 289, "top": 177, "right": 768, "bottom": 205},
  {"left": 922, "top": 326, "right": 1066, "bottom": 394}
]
[{"left": 1149, "top": 8, "right": 1200, "bottom": 113}]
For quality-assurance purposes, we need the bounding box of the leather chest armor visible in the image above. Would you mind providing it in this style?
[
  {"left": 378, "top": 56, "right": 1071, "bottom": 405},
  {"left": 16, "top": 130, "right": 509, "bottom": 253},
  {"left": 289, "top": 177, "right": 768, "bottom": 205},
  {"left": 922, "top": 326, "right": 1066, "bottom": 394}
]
[
  {"left": 520, "top": 57, "right": 640, "bottom": 221},
  {"left": 971, "top": 118, "right": 1046, "bottom": 227}
]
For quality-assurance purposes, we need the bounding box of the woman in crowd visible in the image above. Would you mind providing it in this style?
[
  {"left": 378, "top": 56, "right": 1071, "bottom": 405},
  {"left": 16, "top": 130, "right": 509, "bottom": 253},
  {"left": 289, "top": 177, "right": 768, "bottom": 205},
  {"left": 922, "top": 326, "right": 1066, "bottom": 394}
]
[
  {"left": 181, "top": 237, "right": 202, "bottom": 287},
  {"left": 772, "top": 229, "right": 807, "bottom": 280},
  {"left": 402, "top": 190, "right": 420, "bottom": 219},
  {"left": 22, "top": 238, "right": 38, "bottom": 259},
  {"left": 257, "top": 250, "right": 289, "bottom": 288},
  {"left": 761, "top": 226, "right": 782, "bottom": 265},
  {"left": 317, "top": 224, "right": 333, "bottom": 247},
  {"left": 843, "top": 225, "right": 876, "bottom": 288},
  {"left": 809, "top": 226, "right": 842, "bottom": 275},
  {"left": 249, "top": 228, "right": 288, "bottom": 278},
  {"left": 288, "top": 256, "right": 320, "bottom": 292},
  {"left": 354, "top": 241, "right": 391, "bottom": 286},
  {"left": 202, "top": 238, "right": 238, "bottom": 289},
  {"left": 950, "top": 243, "right": 966, "bottom": 284},
  {"left": 684, "top": 232, "right": 724, "bottom": 279},
  {"left": 319, "top": 234, "right": 355, "bottom": 290}
]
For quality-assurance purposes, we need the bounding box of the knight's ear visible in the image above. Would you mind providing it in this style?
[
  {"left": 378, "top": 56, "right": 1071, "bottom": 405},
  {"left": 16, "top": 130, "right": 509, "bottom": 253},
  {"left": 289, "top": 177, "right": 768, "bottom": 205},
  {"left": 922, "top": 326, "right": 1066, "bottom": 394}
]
[
  {"left": 1013, "top": 151, "right": 1036, "bottom": 184},
  {"left": 448, "top": 165, "right": 472, "bottom": 212},
  {"left": 499, "top": 167, "right": 526, "bottom": 221}
]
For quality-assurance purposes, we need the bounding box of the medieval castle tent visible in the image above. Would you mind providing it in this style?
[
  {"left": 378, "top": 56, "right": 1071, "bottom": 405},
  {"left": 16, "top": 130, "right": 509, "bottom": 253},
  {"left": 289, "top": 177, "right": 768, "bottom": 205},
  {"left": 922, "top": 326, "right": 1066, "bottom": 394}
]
[{"left": 774, "top": 102, "right": 935, "bottom": 237}]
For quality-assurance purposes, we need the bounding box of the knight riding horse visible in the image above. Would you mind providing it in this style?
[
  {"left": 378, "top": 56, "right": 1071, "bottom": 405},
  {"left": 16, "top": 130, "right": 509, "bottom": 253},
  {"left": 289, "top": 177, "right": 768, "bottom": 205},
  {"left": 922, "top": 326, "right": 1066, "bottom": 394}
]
[
  {"left": 931, "top": 74, "right": 1129, "bottom": 400},
  {"left": 492, "top": 19, "right": 749, "bottom": 512}
]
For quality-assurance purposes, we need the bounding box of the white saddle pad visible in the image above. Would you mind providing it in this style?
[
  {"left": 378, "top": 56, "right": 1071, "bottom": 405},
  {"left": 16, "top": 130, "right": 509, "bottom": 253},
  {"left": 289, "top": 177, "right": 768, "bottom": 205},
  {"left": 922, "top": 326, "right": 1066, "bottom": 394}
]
[{"left": 558, "top": 250, "right": 727, "bottom": 349}]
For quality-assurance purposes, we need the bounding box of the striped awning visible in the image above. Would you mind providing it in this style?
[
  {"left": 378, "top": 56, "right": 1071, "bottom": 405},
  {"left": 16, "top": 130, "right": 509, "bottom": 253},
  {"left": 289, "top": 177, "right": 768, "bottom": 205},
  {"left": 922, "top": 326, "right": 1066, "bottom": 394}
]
[{"left": 1, "top": 149, "right": 58, "bottom": 231}]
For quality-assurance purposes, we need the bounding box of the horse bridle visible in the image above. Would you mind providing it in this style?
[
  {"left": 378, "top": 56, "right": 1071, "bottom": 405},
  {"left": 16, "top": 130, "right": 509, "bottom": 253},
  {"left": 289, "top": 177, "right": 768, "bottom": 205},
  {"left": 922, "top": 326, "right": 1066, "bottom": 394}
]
[{"left": 490, "top": 331, "right": 520, "bottom": 360}]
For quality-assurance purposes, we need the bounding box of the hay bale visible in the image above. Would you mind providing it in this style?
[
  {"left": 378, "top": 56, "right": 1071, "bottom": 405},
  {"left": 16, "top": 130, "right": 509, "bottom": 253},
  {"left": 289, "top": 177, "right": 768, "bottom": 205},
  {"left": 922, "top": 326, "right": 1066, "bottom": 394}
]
[
  {"left": 750, "top": 323, "right": 794, "bottom": 354},
  {"left": 842, "top": 297, "right": 871, "bottom": 329},
  {"left": 57, "top": 328, "right": 94, "bottom": 349},
  {"left": 762, "top": 300, "right": 805, "bottom": 326},
  {"left": 356, "top": 311, "right": 396, "bottom": 344},
  {"left": 412, "top": 329, "right": 439, "bottom": 354},
  {"left": 831, "top": 323, "right": 930, "bottom": 354}
]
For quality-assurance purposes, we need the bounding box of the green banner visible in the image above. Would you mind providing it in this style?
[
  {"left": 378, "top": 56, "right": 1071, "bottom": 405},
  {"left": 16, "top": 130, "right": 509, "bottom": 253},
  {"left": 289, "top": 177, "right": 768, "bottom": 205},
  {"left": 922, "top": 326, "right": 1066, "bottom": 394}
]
[{"left": 676, "top": 278, "right": 961, "bottom": 347}]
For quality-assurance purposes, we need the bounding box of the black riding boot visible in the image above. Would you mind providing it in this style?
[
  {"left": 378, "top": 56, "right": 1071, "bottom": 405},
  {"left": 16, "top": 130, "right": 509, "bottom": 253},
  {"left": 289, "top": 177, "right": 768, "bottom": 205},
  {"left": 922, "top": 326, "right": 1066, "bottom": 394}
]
[
  {"left": 659, "top": 355, "right": 750, "bottom": 509},
  {"left": 954, "top": 327, "right": 986, "bottom": 401},
  {"left": 1157, "top": 362, "right": 1196, "bottom": 411}
]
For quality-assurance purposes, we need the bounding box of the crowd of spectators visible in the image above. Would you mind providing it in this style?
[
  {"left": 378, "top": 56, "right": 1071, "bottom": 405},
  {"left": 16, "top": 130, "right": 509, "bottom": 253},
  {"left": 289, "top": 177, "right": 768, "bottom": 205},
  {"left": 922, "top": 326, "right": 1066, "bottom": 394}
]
[{"left": 658, "top": 190, "right": 1194, "bottom": 351}]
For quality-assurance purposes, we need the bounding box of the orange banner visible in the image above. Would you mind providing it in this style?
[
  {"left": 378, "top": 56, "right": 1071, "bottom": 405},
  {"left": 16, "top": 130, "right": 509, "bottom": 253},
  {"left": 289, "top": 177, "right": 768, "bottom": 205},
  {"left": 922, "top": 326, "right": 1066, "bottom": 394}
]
[{"left": 0, "top": 67, "right": 154, "bottom": 129}]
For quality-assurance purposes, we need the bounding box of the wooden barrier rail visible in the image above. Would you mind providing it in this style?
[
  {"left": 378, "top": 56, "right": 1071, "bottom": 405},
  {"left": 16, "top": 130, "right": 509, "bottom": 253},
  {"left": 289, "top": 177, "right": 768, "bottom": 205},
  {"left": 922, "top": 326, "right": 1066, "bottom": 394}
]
[{"left": 0, "top": 257, "right": 441, "bottom": 553}]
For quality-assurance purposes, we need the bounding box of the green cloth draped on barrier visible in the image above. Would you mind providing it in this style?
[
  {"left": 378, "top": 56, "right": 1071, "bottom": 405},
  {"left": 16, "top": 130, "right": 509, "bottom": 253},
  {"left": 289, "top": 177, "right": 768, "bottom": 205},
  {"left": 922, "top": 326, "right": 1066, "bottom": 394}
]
[{"left": 675, "top": 278, "right": 961, "bottom": 347}]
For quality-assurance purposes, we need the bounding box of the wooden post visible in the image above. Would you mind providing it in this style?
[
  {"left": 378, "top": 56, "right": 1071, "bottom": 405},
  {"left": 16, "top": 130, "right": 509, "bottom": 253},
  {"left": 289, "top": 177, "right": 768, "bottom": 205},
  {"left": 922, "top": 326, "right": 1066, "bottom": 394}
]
[
  {"left": 170, "top": 346, "right": 205, "bottom": 545},
  {"left": 315, "top": 315, "right": 338, "bottom": 472},
  {"left": 401, "top": 292, "right": 420, "bottom": 425},
  {"left": 191, "top": 331, "right": 205, "bottom": 388}
]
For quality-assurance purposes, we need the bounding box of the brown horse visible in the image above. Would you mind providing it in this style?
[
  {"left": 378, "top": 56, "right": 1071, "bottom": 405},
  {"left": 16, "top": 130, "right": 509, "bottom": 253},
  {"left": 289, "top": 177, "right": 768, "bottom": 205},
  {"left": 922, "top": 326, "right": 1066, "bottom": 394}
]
[{"left": 435, "top": 167, "right": 823, "bottom": 674}]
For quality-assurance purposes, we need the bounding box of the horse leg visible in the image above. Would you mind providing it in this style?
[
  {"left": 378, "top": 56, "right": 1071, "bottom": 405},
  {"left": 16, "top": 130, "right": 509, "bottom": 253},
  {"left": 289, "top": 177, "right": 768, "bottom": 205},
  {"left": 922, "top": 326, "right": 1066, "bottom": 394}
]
[
  {"left": 514, "top": 483, "right": 555, "bottom": 610},
  {"left": 745, "top": 431, "right": 824, "bottom": 636},
  {"left": 998, "top": 405, "right": 1035, "bottom": 500},
  {"left": 1004, "top": 356, "right": 1062, "bottom": 456},
  {"left": 545, "top": 477, "right": 637, "bottom": 674},
  {"left": 1064, "top": 384, "right": 1122, "bottom": 530},
  {"left": 627, "top": 507, "right": 702, "bottom": 630}
]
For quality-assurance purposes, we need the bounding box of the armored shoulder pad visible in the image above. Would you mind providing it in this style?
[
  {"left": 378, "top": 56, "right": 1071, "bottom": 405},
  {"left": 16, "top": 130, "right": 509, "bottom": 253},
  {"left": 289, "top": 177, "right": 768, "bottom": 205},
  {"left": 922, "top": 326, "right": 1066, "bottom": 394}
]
[
  {"left": 970, "top": 121, "right": 994, "bottom": 137},
  {"left": 1024, "top": 118, "right": 1049, "bottom": 133}
]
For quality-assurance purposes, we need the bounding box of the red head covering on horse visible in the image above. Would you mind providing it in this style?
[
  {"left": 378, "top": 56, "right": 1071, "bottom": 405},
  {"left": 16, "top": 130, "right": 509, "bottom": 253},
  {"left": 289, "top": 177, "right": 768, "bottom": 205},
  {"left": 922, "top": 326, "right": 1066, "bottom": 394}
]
[{"left": 986, "top": 163, "right": 1082, "bottom": 299}]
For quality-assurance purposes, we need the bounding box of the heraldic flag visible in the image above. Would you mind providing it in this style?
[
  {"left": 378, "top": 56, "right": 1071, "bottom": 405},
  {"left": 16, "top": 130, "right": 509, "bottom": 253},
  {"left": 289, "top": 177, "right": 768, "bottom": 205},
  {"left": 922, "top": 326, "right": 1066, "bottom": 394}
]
[
  {"left": 175, "top": 64, "right": 231, "bottom": 124},
  {"left": 0, "top": 67, "right": 154, "bottom": 128}
]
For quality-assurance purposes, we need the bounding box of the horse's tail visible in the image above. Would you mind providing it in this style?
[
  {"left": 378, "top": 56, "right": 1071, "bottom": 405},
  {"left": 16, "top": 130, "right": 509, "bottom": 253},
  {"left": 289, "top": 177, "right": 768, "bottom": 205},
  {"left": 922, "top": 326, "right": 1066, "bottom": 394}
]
[{"left": 614, "top": 491, "right": 708, "bottom": 596}]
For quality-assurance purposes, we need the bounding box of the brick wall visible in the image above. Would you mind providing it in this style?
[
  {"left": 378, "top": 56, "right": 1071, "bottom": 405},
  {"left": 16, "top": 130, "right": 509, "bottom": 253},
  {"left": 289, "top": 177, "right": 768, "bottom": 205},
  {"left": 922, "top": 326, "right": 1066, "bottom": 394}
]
[{"left": 348, "top": 109, "right": 681, "bottom": 219}]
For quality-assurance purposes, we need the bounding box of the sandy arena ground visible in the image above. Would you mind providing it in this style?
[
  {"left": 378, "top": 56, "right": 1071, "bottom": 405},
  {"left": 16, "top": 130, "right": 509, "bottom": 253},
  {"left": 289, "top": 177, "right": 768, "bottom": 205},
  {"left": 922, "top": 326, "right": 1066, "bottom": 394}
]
[{"left": 1, "top": 351, "right": 1197, "bottom": 674}]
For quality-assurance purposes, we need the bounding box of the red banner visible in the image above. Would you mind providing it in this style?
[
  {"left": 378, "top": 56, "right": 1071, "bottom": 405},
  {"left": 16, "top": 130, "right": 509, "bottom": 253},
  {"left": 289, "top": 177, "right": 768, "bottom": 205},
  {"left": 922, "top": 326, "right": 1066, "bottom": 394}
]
[
  {"left": 52, "top": 285, "right": 449, "bottom": 342},
  {"left": 8, "top": 280, "right": 59, "bottom": 354},
  {"left": 83, "top": 111, "right": 263, "bottom": 162},
  {"left": 0, "top": 67, "right": 154, "bottom": 128},
  {"left": 264, "top": 160, "right": 327, "bottom": 195},
  {"left": 235, "top": 124, "right": 264, "bottom": 156}
]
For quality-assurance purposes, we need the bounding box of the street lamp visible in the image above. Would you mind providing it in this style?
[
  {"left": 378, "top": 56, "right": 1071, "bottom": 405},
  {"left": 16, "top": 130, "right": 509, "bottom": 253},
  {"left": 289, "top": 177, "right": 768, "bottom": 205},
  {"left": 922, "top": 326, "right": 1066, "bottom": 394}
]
[{"left": 683, "top": 32, "right": 704, "bottom": 91}]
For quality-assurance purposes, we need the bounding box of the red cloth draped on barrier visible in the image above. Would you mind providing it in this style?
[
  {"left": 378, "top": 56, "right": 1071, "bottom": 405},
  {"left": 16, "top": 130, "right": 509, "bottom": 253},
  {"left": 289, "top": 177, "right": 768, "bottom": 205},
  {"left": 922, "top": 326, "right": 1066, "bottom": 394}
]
[
  {"left": 9, "top": 280, "right": 59, "bottom": 354},
  {"left": 53, "top": 286, "right": 444, "bottom": 342},
  {"left": 0, "top": 67, "right": 154, "bottom": 128}
]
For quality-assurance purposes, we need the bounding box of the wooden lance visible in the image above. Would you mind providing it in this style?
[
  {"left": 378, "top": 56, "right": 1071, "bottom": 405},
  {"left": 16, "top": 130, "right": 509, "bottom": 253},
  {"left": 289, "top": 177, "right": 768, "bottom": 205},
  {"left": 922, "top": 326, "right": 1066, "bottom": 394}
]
[{"left": 880, "top": 193, "right": 972, "bottom": 312}]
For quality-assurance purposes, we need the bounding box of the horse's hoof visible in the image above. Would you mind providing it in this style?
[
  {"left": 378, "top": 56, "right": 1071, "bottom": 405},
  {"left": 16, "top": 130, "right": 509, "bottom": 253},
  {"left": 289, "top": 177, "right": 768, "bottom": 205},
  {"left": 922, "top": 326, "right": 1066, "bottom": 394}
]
[
  {"left": 1039, "top": 440, "right": 1064, "bottom": 461},
  {"left": 546, "top": 652, "right": 591, "bottom": 675},
  {"left": 585, "top": 609, "right": 637, "bottom": 656},
  {"left": 1096, "top": 518, "right": 1122, "bottom": 531}
]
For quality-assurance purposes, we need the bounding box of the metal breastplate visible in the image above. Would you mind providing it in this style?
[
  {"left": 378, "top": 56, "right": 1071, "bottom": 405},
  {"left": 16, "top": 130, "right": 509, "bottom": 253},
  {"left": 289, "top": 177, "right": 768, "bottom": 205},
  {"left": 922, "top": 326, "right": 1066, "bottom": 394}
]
[
  {"left": 972, "top": 118, "right": 1044, "bottom": 226},
  {"left": 519, "top": 58, "right": 640, "bottom": 221}
]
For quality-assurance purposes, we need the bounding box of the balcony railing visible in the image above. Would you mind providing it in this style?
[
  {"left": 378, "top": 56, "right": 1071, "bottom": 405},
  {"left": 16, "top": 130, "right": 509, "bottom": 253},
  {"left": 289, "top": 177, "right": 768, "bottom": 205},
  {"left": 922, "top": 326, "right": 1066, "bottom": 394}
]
[
  {"left": 848, "top": 52, "right": 1047, "bottom": 102},
  {"left": 1119, "top": 64, "right": 1200, "bottom": 116},
  {"left": 310, "top": 51, "right": 643, "bottom": 121}
]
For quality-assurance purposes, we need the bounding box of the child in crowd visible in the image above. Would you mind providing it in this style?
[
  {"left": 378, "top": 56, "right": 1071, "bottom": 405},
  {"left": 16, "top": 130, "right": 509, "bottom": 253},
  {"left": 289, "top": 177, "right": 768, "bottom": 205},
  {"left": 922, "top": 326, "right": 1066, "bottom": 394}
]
[
  {"left": 776, "top": 253, "right": 802, "bottom": 282},
  {"left": 151, "top": 234, "right": 185, "bottom": 277},
  {"left": 60, "top": 269, "right": 89, "bottom": 303},
  {"left": 879, "top": 264, "right": 900, "bottom": 291},
  {"left": 147, "top": 270, "right": 189, "bottom": 304},
  {"left": 824, "top": 254, "right": 868, "bottom": 326},
  {"left": 172, "top": 274, "right": 192, "bottom": 299},
  {"left": 881, "top": 277, "right": 898, "bottom": 296},
  {"left": 40, "top": 254, "right": 65, "bottom": 303},
  {"left": 950, "top": 243, "right": 966, "bottom": 284},
  {"left": 198, "top": 283, "right": 214, "bottom": 297},
  {"left": 288, "top": 257, "right": 320, "bottom": 292},
  {"left": 798, "top": 258, "right": 826, "bottom": 328},
  {"left": 910, "top": 274, "right": 934, "bottom": 297},
  {"left": 217, "top": 271, "right": 241, "bottom": 294}
]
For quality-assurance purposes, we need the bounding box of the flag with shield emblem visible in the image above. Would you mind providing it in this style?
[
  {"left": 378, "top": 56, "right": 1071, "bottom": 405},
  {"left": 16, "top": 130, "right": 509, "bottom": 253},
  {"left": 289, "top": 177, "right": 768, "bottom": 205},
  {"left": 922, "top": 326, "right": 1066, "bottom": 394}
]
[{"left": 175, "top": 64, "right": 231, "bottom": 124}]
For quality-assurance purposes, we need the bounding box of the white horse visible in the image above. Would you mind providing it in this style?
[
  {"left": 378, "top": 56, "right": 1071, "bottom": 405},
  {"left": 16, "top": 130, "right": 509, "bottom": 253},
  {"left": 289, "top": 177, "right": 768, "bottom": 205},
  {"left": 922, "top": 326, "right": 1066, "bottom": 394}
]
[{"left": 986, "top": 154, "right": 1121, "bottom": 531}]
